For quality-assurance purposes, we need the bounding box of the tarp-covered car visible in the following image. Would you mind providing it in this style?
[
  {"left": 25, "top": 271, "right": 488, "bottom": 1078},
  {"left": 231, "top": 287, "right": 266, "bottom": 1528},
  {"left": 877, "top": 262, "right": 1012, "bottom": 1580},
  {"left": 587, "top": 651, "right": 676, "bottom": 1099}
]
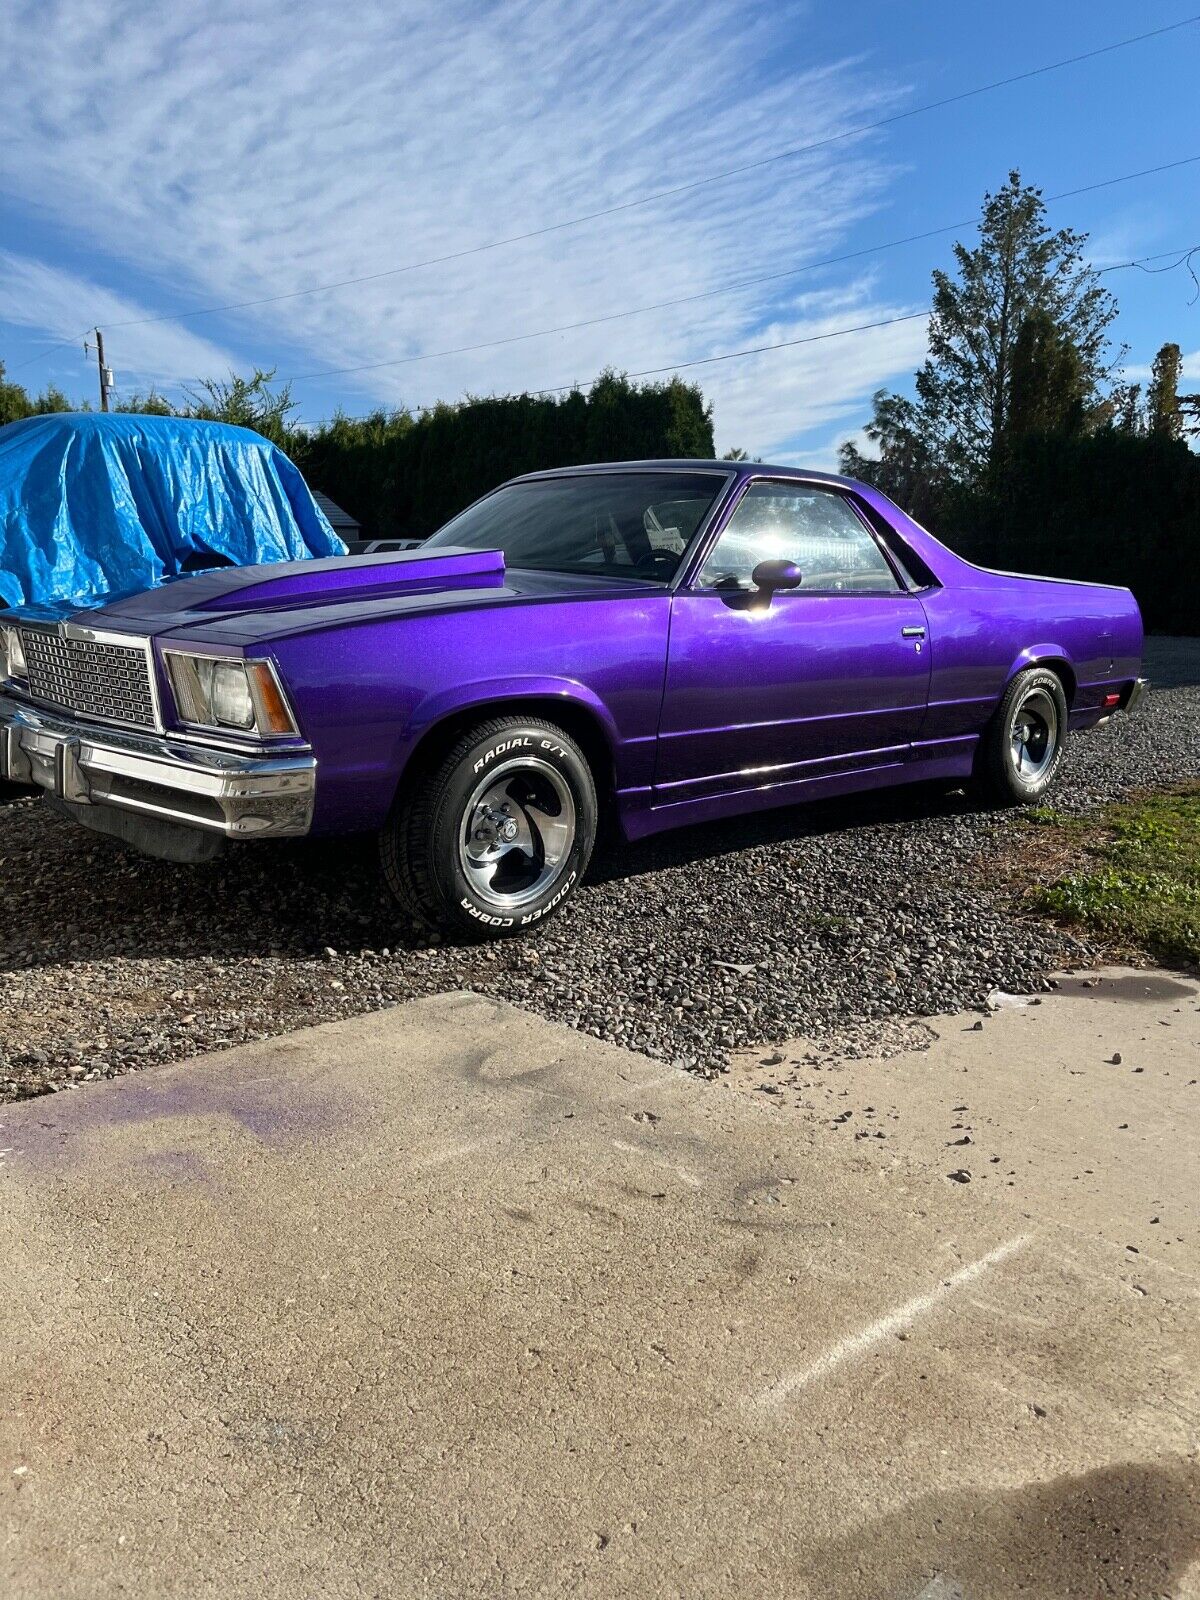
[
  {"left": 0, "top": 432, "right": 1145, "bottom": 937},
  {"left": 0, "top": 412, "right": 344, "bottom": 613},
  {"left": 0, "top": 412, "right": 345, "bottom": 801}
]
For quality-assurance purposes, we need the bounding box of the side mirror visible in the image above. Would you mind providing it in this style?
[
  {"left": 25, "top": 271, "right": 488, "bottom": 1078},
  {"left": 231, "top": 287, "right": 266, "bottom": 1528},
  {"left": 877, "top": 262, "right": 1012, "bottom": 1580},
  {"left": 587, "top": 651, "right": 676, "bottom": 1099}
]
[{"left": 752, "top": 559, "right": 803, "bottom": 594}]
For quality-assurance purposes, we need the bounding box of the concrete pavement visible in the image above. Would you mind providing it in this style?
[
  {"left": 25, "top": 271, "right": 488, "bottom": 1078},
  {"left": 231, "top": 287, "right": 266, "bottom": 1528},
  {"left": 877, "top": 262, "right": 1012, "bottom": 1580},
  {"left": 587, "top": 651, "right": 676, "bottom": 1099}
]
[
  {"left": 2, "top": 989, "right": 1198, "bottom": 1598},
  {"left": 730, "top": 966, "right": 1200, "bottom": 1273}
]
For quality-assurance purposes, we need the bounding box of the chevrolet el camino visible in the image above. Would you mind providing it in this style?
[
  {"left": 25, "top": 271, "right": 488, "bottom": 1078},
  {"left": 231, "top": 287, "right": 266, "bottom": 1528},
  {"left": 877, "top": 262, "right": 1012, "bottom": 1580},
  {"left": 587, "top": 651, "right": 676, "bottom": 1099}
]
[{"left": 0, "top": 456, "right": 1145, "bottom": 937}]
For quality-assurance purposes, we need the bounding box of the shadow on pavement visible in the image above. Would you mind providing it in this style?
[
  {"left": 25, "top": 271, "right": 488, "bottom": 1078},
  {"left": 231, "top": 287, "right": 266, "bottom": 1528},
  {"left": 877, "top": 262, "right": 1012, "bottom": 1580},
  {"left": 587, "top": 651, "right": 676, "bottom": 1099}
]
[{"left": 804, "top": 1456, "right": 1200, "bottom": 1600}]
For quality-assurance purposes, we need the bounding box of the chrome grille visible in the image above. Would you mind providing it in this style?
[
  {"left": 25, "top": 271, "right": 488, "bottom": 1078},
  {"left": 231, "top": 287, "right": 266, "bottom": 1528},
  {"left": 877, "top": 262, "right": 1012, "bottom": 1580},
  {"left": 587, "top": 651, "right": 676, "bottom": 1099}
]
[{"left": 21, "top": 630, "right": 157, "bottom": 729}]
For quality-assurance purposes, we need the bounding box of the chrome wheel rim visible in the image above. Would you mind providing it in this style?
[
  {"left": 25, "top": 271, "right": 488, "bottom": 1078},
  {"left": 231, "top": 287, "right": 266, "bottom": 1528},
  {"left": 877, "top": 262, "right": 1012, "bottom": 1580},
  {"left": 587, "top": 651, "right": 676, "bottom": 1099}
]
[
  {"left": 1008, "top": 687, "right": 1058, "bottom": 783},
  {"left": 458, "top": 757, "right": 576, "bottom": 911}
]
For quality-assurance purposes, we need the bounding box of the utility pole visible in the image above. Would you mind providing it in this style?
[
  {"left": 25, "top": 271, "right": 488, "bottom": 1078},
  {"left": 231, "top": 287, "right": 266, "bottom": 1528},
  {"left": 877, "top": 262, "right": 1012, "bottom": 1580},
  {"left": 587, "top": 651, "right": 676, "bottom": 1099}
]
[{"left": 91, "top": 327, "right": 113, "bottom": 412}]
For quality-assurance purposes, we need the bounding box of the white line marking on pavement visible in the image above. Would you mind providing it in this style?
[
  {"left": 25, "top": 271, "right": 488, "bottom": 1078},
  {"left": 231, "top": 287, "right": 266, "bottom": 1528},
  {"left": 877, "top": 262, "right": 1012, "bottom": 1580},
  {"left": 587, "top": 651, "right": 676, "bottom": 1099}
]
[
  {"left": 611, "top": 1138, "right": 703, "bottom": 1188},
  {"left": 750, "top": 1233, "right": 1029, "bottom": 1410},
  {"left": 410, "top": 1138, "right": 491, "bottom": 1173}
]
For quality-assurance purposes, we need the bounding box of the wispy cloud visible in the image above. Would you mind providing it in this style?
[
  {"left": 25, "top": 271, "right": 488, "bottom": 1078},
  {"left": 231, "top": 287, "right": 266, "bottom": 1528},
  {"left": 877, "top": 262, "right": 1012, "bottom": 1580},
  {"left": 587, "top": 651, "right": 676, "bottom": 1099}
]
[
  {"left": 705, "top": 288, "right": 929, "bottom": 457},
  {"left": 1, "top": 0, "right": 925, "bottom": 454},
  {"left": 0, "top": 251, "right": 240, "bottom": 396},
  {"left": 806, "top": 425, "right": 873, "bottom": 476}
]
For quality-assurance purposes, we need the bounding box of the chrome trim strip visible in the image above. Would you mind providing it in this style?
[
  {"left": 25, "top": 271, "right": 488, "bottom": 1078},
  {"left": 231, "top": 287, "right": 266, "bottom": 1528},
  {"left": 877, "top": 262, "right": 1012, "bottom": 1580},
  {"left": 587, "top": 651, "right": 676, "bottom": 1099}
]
[
  {"left": 155, "top": 723, "right": 311, "bottom": 756},
  {"left": 656, "top": 700, "right": 925, "bottom": 742},
  {"left": 652, "top": 740, "right": 912, "bottom": 794},
  {"left": 649, "top": 756, "right": 907, "bottom": 813},
  {"left": 61, "top": 621, "right": 150, "bottom": 649}
]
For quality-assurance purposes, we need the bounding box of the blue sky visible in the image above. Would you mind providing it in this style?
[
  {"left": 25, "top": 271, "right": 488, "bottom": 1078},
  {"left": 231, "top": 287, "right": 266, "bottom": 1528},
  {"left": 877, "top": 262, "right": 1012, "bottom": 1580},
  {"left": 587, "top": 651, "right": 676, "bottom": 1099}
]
[{"left": 2, "top": 0, "right": 1198, "bottom": 467}]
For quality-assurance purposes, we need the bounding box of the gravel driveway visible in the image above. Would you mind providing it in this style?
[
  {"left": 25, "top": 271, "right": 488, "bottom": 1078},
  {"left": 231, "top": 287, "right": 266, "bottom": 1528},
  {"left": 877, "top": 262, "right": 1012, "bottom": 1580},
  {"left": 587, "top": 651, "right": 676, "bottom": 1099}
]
[{"left": 2, "top": 642, "right": 1197, "bottom": 1099}]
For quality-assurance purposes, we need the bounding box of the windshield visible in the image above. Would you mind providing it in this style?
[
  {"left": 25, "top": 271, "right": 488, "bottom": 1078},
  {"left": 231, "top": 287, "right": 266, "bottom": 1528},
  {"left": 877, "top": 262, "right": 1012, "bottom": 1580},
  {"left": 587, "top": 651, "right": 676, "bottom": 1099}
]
[{"left": 423, "top": 471, "right": 726, "bottom": 583}]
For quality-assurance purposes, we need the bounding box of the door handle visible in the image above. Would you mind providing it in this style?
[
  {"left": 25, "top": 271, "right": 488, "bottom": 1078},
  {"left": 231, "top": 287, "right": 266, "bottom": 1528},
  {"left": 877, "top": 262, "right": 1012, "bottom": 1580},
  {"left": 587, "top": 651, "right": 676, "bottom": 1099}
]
[{"left": 901, "top": 626, "right": 926, "bottom": 639}]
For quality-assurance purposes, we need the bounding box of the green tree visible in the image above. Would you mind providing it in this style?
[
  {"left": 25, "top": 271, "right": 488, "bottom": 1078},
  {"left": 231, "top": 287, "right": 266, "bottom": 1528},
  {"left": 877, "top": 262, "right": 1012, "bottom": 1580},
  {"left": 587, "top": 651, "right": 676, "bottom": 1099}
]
[
  {"left": 1104, "top": 380, "right": 1144, "bottom": 436},
  {"left": 114, "top": 388, "right": 175, "bottom": 416},
  {"left": 115, "top": 369, "right": 296, "bottom": 439},
  {"left": 1006, "top": 309, "right": 1087, "bottom": 443},
  {"left": 843, "top": 171, "right": 1119, "bottom": 507},
  {"left": 292, "top": 372, "right": 713, "bottom": 539},
  {"left": 0, "top": 361, "right": 73, "bottom": 426},
  {"left": 839, "top": 390, "right": 947, "bottom": 523},
  {"left": 179, "top": 368, "right": 297, "bottom": 446},
  {"left": 919, "top": 171, "right": 1118, "bottom": 484},
  {"left": 1146, "top": 342, "right": 1183, "bottom": 439}
]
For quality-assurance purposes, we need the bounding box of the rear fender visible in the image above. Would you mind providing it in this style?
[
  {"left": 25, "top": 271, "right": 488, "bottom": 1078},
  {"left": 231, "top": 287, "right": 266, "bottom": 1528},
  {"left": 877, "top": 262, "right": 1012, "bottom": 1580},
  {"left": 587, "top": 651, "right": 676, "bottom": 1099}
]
[{"left": 1004, "top": 645, "right": 1077, "bottom": 703}]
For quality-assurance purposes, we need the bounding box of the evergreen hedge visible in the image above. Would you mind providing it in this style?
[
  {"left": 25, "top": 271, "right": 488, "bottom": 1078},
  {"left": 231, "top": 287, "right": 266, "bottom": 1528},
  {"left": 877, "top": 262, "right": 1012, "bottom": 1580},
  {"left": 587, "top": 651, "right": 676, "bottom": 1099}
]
[{"left": 293, "top": 371, "right": 714, "bottom": 540}]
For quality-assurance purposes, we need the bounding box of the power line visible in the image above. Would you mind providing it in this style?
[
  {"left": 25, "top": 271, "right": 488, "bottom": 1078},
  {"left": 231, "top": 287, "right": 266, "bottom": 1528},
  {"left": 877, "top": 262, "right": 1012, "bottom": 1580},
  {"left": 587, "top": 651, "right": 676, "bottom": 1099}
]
[
  {"left": 296, "top": 311, "right": 930, "bottom": 426},
  {"left": 76, "top": 14, "right": 1200, "bottom": 336},
  {"left": 533, "top": 312, "right": 931, "bottom": 393},
  {"left": 1097, "top": 243, "right": 1200, "bottom": 276},
  {"left": 1112, "top": 242, "right": 1200, "bottom": 302},
  {"left": 6, "top": 326, "right": 94, "bottom": 375},
  {"left": 271, "top": 156, "right": 1200, "bottom": 386},
  {"left": 293, "top": 238, "right": 1200, "bottom": 430},
  {"left": 13, "top": 218, "right": 1194, "bottom": 429}
]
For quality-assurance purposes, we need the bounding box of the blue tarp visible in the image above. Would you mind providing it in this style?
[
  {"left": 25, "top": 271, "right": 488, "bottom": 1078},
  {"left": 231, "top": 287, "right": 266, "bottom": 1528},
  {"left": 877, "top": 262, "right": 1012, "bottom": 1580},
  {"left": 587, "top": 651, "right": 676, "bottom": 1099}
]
[{"left": 0, "top": 412, "right": 346, "bottom": 610}]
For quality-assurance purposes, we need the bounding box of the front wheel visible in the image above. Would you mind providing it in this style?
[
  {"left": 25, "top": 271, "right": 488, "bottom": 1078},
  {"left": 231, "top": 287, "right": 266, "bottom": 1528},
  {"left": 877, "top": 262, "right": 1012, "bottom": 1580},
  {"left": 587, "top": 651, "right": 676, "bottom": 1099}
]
[
  {"left": 979, "top": 666, "right": 1069, "bottom": 804},
  {"left": 381, "top": 716, "right": 598, "bottom": 938}
]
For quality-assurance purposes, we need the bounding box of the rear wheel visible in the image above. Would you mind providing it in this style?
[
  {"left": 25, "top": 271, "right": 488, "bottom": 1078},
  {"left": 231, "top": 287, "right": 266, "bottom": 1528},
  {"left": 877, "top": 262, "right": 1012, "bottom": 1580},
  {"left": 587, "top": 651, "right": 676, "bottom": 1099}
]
[
  {"left": 381, "top": 716, "right": 598, "bottom": 938},
  {"left": 980, "top": 667, "right": 1069, "bottom": 804}
]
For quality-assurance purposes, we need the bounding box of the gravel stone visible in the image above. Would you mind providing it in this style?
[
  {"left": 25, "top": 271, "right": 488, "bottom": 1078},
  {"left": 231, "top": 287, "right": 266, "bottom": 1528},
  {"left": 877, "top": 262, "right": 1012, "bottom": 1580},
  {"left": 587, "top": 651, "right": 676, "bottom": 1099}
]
[{"left": 1, "top": 670, "right": 1197, "bottom": 1103}]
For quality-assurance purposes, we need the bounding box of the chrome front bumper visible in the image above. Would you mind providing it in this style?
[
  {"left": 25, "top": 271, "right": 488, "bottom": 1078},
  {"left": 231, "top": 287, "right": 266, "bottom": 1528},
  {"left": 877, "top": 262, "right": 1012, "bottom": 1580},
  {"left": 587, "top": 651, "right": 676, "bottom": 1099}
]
[{"left": 0, "top": 694, "right": 315, "bottom": 839}]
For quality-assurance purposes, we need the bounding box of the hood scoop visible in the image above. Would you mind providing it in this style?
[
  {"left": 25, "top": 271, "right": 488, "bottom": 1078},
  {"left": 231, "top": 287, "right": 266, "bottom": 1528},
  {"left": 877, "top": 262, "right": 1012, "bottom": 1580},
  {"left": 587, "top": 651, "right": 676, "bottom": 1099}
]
[{"left": 184, "top": 545, "right": 506, "bottom": 612}]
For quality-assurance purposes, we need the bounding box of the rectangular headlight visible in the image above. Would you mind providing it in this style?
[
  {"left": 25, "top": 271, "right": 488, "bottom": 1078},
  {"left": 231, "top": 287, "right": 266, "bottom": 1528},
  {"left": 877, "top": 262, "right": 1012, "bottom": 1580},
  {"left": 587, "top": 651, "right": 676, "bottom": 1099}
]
[
  {"left": 164, "top": 652, "right": 299, "bottom": 737},
  {"left": 1, "top": 625, "right": 28, "bottom": 684},
  {"left": 206, "top": 658, "right": 255, "bottom": 729}
]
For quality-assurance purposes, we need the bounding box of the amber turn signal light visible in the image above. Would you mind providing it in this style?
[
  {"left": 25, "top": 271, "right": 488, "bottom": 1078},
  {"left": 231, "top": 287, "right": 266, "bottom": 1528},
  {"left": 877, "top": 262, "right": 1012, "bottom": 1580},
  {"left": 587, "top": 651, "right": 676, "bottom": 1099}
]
[{"left": 247, "top": 660, "right": 300, "bottom": 735}]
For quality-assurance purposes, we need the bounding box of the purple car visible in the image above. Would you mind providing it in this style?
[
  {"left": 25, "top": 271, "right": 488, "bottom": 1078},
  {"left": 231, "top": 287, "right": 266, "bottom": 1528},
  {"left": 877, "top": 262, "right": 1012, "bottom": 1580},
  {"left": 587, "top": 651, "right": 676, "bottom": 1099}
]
[{"left": 0, "top": 459, "right": 1144, "bottom": 937}]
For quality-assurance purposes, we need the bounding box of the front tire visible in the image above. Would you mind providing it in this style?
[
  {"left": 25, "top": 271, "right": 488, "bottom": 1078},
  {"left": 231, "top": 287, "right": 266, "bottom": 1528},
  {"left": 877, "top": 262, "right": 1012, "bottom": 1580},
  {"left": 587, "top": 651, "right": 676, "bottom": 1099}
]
[
  {"left": 980, "top": 666, "right": 1069, "bottom": 804},
  {"left": 381, "top": 716, "right": 598, "bottom": 938}
]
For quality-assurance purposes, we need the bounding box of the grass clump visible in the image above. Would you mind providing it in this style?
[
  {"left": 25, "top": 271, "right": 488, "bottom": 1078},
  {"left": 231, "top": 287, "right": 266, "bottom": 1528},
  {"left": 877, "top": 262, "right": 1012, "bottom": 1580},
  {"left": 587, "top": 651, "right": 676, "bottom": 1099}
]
[{"left": 1028, "top": 785, "right": 1200, "bottom": 967}]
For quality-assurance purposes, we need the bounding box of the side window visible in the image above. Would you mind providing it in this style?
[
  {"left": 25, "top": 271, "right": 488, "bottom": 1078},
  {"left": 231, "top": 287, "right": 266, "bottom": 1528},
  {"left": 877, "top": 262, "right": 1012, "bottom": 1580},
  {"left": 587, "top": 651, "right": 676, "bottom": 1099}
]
[{"left": 697, "top": 483, "right": 902, "bottom": 595}]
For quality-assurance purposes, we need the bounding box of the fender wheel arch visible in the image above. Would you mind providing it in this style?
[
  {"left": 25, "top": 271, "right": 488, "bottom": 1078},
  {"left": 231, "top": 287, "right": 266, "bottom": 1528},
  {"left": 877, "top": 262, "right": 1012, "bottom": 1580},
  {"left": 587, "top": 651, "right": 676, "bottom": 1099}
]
[
  {"left": 394, "top": 696, "right": 616, "bottom": 817},
  {"left": 1021, "top": 655, "right": 1076, "bottom": 707}
]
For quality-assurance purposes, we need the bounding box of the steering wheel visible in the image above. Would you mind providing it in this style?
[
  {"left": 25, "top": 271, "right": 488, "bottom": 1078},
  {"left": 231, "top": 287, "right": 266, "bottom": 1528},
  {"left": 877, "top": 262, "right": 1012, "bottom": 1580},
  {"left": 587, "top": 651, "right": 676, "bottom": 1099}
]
[{"left": 633, "top": 548, "right": 678, "bottom": 579}]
